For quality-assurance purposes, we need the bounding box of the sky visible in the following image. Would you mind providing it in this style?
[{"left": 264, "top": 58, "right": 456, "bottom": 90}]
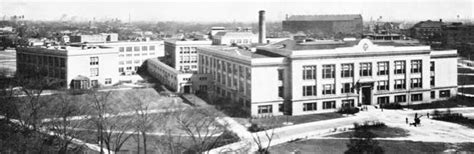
[{"left": 1, "top": 0, "right": 473, "bottom": 22}]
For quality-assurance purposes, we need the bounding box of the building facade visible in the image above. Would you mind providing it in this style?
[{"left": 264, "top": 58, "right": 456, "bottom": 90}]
[
  {"left": 91, "top": 41, "right": 165, "bottom": 82},
  {"left": 16, "top": 45, "right": 119, "bottom": 89},
  {"left": 164, "top": 40, "right": 212, "bottom": 73},
  {"left": 198, "top": 39, "right": 457, "bottom": 117},
  {"left": 212, "top": 31, "right": 258, "bottom": 45}
]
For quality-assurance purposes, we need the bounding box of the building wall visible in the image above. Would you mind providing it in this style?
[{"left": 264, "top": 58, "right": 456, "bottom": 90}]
[
  {"left": 66, "top": 49, "right": 119, "bottom": 88},
  {"left": 165, "top": 40, "right": 212, "bottom": 73}
]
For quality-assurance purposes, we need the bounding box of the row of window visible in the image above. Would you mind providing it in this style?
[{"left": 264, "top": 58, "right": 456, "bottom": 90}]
[
  {"left": 119, "top": 45, "right": 156, "bottom": 52},
  {"left": 179, "top": 55, "right": 198, "bottom": 64},
  {"left": 18, "top": 53, "right": 66, "bottom": 68},
  {"left": 302, "top": 60, "right": 424, "bottom": 80},
  {"left": 303, "top": 99, "right": 355, "bottom": 112},
  {"left": 119, "top": 60, "right": 142, "bottom": 65},
  {"left": 377, "top": 90, "right": 451, "bottom": 104},
  {"left": 119, "top": 52, "right": 156, "bottom": 57},
  {"left": 179, "top": 47, "right": 197, "bottom": 54},
  {"left": 200, "top": 55, "right": 251, "bottom": 80}
]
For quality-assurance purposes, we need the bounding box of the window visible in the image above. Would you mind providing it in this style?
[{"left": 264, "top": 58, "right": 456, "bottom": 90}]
[
  {"left": 119, "top": 67, "right": 124, "bottom": 73},
  {"left": 322, "top": 65, "right": 335, "bottom": 79},
  {"left": 394, "top": 79, "right": 406, "bottom": 89},
  {"left": 239, "top": 66, "right": 244, "bottom": 78},
  {"left": 227, "top": 63, "right": 231, "bottom": 73},
  {"left": 126, "top": 61, "right": 132, "bottom": 64},
  {"left": 323, "top": 101, "right": 336, "bottom": 109},
  {"left": 126, "top": 47, "right": 132, "bottom": 52},
  {"left": 411, "top": 78, "right": 422, "bottom": 88},
  {"left": 377, "top": 80, "right": 389, "bottom": 91},
  {"left": 430, "top": 61, "right": 435, "bottom": 72},
  {"left": 278, "top": 69, "right": 284, "bottom": 81},
  {"left": 439, "top": 90, "right": 450, "bottom": 98},
  {"left": 430, "top": 76, "right": 435, "bottom": 86},
  {"left": 342, "top": 99, "right": 355, "bottom": 107},
  {"left": 105, "top": 78, "right": 112, "bottom": 84},
  {"left": 341, "top": 83, "right": 353, "bottom": 93},
  {"left": 60, "top": 58, "right": 65, "bottom": 67},
  {"left": 411, "top": 93, "right": 423, "bottom": 101},
  {"left": 395, "top": 95, "right": 406, "bottom": 103},
  {"left": 258, "top": 105, "right": 273, "bottom": 114},
  {"left": 359, "top": 62, "right": 372, "bottom": 76},
  {"left": 323, "top": 84, "right": 335, "bottom": 95},
  {"left": 90, "top": 68, "right": 99, "bottom": 77},
  {"left": 303, "top": 85, "right": 317, "bottom": 96},
  {"left": 303, "top": 65, "right": 317, "bottom": 80},
  {"left": 246, "top": 68, "right": 251, "bottom": 79},
  {"left": 149, "top": 46, "right": 155, "bottom": 51},
  {"left": 119, "top": 47, "right": 124, "bottom": 52},
  {"left": 142, "top": 46, "right": 148, "bottom": 51},
  {"left": 134, "top": 46, "right": 140, "bottom": 51},
  {"left": 431, "top": 91, "right": 436, "bottom": 99},
  {"left": 411, "top": 60, "right": 422, "bottom": 73},
  {"left": 134, "top": 60, "right": 141, "bottom": 64},
  {"left": 377, "top": 96, "right": 389, "bottom": 104},
  {"left": 341, "top": 64, "right": 354, "bottom": 78},
  {"left": 303, "top": 102, "right": 317, "bottom": 111},
  {"left": 278, "top": 86, "right": 284, "bottom": 98},
  {"left": 90, "top": 57, "right": 99, "bottom": 65},
  {"left": 394, "top": 61, "right": 406, "bottom": 74},
  {"left": 377, "top": 62, "right": 389, "bottom": 75}
]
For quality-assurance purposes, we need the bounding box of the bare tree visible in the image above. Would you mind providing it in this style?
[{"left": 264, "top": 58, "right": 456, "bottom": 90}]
[
  {"left": 43, "top": 90, "right": 89, "bottom": 153},
  {"left": 87, "top": 90, "right": 134, "bottom": 154},
  {"left": 174, "top": 108, "right": 236, "bottom": 153}
]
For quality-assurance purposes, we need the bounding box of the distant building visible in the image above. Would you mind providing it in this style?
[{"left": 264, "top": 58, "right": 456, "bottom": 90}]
[
  {"left": 282, "top": 14, "right": 363, "bottom": 38},
  {"left": 164, "top": 39, "right": 212, "bottom": 73},
  {"left": 70, "top": 33, "right": 118, "bottom": 43},
  {"left": 212, "top": 31, "right": 258, "bottom": 45},
  {"left": 410, "top": 20, "right": 444, "bottom": 42},
  {"left": 198, "top": 39, "right": 457, "bottom": 117},
  {"left": 16, "top": 45, "right": 119, "bottom": 89}
]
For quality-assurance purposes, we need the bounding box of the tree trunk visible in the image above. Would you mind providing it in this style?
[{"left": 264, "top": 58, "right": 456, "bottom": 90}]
[{"left": 142, "top": 131, "right": 147, "bottom": 154}]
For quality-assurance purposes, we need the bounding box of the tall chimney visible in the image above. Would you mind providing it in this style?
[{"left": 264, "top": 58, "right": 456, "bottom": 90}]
[{"left": 258, "top": 10, "right": 266, "bottom": 44}]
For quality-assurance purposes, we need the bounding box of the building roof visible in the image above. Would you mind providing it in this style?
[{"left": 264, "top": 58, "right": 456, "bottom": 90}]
[
  {"left": 413, "top": 20, "right": 444, "bottom": 28},
  {"left": 286, "top": 14, "right": 362, "bottom": 21},
  {"left": 214, "top": 31, "right": 256, "bottom": 37},
  {"left": 257, "top": 39, "right": 428, "bottom": 57}
]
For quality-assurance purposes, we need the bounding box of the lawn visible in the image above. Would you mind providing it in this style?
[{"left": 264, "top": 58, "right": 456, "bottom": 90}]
[
  {"left": 326, "top": 126, "right": 409, "bottom": 138},
  {"left": 458, "top": 75, "right": 474, "bottom": 85},
  {"left": 404, "top": 96, "right": 474, "bottom": 110},
  {"left": 236, "top": 113, "right": 344, "bottom": 130},
  {"left": 270, "top": 139, "right": 474, "bottom": 153}
]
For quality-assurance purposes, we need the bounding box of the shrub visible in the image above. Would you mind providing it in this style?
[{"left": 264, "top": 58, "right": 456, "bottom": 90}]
[
  {"left": 338, "top": 106, "right": 360, "bottom": 114},
  {"left": 353, "top": 121, "right": 386, "bottom": 130},
  {"left": 248, "top": 123, "right": 265, "bottom": 132},
  {"left": 381, "top": 103, "right": 403, "bottom": 109}
]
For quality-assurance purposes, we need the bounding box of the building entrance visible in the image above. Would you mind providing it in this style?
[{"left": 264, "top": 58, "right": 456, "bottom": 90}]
[
  {"left": 183, "top": 85, "right": 191, "bottom": 93},
  {"left": 361, "top": 87, "right": 372, "bottom": 105}
]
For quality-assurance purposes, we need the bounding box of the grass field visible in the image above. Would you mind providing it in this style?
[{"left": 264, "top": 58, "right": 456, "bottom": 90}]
[
  {"left": 458, "top": 67, "right": 474, "bottom": 74},
  {"left": 270, "top": 139, "right": 474, "bottom": 153},
  {"left": 326, "top": 126, "right": 409, "bottom": 138},
  {"left": 404, "top": 96, "right": 474, "bottom": 110},
  {"left": 459, "top": 88, "right": 474, "bottom": 94},
  {"left": 235, "top": 112, "right": 343, "bottom": 130}
]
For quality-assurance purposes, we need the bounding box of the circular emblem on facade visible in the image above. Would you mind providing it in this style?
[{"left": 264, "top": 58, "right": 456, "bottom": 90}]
[{"left": 363, "top": 43, "right": 369, "bottom": 51}]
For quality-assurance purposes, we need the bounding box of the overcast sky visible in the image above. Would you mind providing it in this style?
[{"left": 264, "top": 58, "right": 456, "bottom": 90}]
[{"left": 1, "top": 0, "right": 472, "bottom": 22}]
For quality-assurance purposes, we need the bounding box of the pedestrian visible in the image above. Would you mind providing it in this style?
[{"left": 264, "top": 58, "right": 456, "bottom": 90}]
[
  {"left": 427, "top": 113, "right": 430, "bottom": 118},
  {"left": 406, "top": 117, "right": 408, "bottom": 124},
  {"left": 415, "top": 113, "right": 418, "bottom": 119}
]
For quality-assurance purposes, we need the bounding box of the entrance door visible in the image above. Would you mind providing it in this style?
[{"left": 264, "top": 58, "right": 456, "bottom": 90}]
[
  {"left": 183, "top": 85, "right": 191, "bottom": 93},
  {"left": 361, "top": 87, "right": 372, "bottom": 105}
]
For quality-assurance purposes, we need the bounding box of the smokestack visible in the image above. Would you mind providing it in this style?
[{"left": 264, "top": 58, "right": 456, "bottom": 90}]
[{"left": 258, "top": 10, "right": 266, "bottom": 44}]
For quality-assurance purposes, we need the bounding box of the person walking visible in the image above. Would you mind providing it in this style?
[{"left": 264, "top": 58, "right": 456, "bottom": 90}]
[{"left": 406, "top": 117, "right": 408, "bottom": 124}]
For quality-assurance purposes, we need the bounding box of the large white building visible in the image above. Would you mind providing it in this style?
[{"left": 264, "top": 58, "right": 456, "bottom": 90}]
[
  {"left": 17, "top": 45, "right": 119, "bottom": 89},
  {"left": 198, "top": 39, "right": 458, "bottom": 117},
  {"left": 212, "top": 31, "right": 258, "bottom": 45},
  {"left": 16, "top": 40, "right": 166, "bottom": 88}
]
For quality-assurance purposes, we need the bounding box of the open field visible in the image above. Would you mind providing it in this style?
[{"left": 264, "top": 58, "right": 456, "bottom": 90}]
[
  {"left": 270, "top": 138, "right": 474, "bottom": 153},
  {"left": 234, "top": 112, "right": 343, "bottom": 130},
  {"left": 459, "top": 75, "right": 474, "bottom": 85},
  {"left": 326, "top": 126, "right": 409, "bottom": 138}
]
